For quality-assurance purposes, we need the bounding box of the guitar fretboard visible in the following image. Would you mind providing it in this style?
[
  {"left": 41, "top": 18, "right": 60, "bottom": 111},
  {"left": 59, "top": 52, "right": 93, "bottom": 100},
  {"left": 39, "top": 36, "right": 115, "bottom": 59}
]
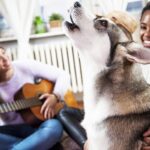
[{"left": 0, "top": 98, "right": 42, "bottom": 113}]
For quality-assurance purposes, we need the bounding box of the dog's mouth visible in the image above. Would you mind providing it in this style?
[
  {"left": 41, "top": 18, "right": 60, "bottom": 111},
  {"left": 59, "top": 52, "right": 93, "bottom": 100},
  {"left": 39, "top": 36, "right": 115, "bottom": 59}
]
[
  {"left": 65, "top": 13, "right": 80, "bottom": 31},
  {"left": 65, "top": 14, "right": 80, "bottom": 31},
  {"left": 65, "top": 1, "right": 81, "bottom": 31}
]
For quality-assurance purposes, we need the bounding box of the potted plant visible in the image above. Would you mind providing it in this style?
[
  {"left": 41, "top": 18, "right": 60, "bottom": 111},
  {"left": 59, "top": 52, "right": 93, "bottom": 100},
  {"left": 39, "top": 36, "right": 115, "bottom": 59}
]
[
  {"left": 49, "top": 13, "right": 63, "bottom": 28},
  {"left": 33, "top": 16, "right": 46, "bottom": 34}
]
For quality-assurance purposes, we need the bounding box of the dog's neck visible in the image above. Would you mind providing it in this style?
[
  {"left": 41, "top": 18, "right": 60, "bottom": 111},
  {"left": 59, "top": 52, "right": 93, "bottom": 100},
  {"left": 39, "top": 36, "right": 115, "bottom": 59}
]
[
  {"left": 81, "top": 56, "right": 107, "bottom": 81},
  {"left": 80, "top": 56, "right": 108, "bottom": 104},
  {"left": 95, "top": 62, "right": 147, "bottom": 96}
]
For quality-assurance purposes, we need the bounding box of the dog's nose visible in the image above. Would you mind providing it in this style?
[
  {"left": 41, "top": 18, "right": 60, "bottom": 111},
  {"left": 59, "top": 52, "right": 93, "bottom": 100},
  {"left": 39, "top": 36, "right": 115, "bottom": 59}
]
[
  {"left": 99, "top": 20, "right": 108, "bottom": 28},
  {"left": 74, "top": 1, "right": 81, "bottom": 8}
]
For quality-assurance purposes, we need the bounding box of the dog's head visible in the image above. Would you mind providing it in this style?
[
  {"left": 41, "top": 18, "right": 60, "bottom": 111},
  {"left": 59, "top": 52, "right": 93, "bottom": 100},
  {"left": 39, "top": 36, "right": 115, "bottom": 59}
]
[
  {"left": 64, "top": 2, "right": 111, "bottom": 66},
  {"left": 64, "top": 2, "right": 150, "bottom": 69}
]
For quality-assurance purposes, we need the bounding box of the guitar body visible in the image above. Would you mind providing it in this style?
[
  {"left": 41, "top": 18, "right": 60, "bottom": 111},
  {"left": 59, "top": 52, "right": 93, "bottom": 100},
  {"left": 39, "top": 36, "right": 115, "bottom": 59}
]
[{"left": 15, "top": 80, "right": 64, "bottom": 126}]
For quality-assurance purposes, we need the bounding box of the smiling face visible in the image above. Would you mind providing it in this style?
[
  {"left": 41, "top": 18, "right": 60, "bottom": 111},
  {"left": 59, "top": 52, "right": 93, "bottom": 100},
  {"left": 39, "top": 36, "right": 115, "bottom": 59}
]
[
  {"left": 0, "top": 47, "right": 14, "bottom": 83},
  {"left": 0, "top": 47, "right": 12, "bottom": 73},
  {"left": 140, "top": 10, "right": 150, "bottom": 48}
]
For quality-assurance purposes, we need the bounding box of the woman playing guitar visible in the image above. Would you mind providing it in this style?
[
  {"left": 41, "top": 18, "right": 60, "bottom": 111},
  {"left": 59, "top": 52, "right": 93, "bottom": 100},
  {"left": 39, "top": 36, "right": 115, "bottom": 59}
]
[{"left": 0, "top": 47, "right": 70, "bottom": 150}]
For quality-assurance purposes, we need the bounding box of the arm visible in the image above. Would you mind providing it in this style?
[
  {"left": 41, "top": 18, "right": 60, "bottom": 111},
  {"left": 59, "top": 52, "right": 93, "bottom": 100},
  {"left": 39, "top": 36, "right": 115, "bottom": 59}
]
[
  {"left": 18, "top": 60, "right": 71, "bottom": 101},
  {"left": 31, "top": 61, "right": 71, "bottom": 119}
]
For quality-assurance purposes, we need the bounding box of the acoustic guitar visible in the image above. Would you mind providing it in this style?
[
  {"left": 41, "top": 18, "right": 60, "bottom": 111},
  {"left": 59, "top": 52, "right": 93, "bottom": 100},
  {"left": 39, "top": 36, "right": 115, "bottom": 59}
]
[{"left": 0, "top": 79, "right": 65, "bottom": 126}]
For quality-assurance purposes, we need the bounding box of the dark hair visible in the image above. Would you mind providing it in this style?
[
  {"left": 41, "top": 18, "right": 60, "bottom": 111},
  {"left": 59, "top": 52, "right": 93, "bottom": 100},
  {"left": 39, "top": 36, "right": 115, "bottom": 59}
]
[
  {"left": 0, "top": 47, "right": 5, "bottom": 51},
  {"left": 0, "top": 47, "right": 4, "bottom": 49},
  {"left": 141, "top": 2, "right": 150, "bottom": 20}
]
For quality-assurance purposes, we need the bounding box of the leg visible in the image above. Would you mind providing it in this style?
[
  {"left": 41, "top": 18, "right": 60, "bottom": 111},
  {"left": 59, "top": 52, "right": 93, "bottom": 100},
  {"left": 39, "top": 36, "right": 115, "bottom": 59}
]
[
  {"left": 57, "top": 107, "right": 87, "bottom": 149},
  {"left": 0, "top": 123, "right": 35, "bottom": 138},
  {"left": 0, "top": 133, "right": 21, "bottom": 150},
  {"left": 12, "top": 119, "right": 63, "bottom": 150},
  {"left": 0, "top": 124, "right": 35, "bottom": 150}
]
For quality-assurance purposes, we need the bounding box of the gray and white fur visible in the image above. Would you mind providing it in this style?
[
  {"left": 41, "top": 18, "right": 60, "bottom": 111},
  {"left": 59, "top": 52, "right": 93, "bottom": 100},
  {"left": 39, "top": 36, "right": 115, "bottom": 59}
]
[{"left": 64, "top": 2, "right": 150, "bottom": 150}]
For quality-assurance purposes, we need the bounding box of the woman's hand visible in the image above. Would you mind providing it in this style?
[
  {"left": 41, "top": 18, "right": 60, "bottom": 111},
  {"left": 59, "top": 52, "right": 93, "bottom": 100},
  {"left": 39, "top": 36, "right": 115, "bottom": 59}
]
[
  {"left": 40, "top": 93, "right": 58, "bottom": 119},
  {"left": 141, "top": 129, "right": 150, "bottom": 150}
]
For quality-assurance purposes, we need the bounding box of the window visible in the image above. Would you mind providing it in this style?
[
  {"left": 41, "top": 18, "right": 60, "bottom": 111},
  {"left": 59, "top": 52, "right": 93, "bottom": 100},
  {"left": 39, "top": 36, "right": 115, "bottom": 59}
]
[{"left": 126, "top": 0, "right": 145, "bottom": 13}]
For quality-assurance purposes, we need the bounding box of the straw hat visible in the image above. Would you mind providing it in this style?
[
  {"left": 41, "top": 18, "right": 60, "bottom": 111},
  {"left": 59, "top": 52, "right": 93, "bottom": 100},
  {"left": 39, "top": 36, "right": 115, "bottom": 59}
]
[{"left": 106, "top": 10, "right": 138, "bottom": 33}]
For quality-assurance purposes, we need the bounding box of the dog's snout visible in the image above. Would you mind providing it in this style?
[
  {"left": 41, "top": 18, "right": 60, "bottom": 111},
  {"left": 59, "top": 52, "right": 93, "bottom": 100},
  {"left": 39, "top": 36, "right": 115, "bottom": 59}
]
[
  {"left": 99, "top": 20, "right": 108, "bottom": 28},
  {"left": 74, "top": 1, "right": 81, "bottom": 8}
]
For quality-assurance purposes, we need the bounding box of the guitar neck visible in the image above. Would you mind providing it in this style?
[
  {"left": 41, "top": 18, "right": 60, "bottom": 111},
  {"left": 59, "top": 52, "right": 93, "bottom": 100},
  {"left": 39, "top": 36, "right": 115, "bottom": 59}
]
[{"left": 0, "top": 98, "right": 42, "bottom": 113}]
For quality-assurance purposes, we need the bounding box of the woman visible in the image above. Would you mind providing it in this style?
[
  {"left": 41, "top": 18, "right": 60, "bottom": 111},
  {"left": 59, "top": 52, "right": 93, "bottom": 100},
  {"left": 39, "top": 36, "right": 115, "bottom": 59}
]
[
  {"left": 58, "top": 2, "right": 150, "bottom": 150},
  {"left": 0, "top": 47, "right": 70, "bottom": 150},
  {"left": 140, "top": 2, "right": 150, "bottom": 150},
  {"left": 140, "top": 2, "right": 150, "bottom": 49}
]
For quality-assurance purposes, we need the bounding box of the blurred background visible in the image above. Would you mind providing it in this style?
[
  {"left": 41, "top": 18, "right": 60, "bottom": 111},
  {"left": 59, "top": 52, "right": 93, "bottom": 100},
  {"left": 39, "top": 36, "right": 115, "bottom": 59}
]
[
  {"left": 0, "top": 0, "right": 148, "bottom": 43},
  {"left": 0, "top": 0, "right": 149, "bottom": 99}
]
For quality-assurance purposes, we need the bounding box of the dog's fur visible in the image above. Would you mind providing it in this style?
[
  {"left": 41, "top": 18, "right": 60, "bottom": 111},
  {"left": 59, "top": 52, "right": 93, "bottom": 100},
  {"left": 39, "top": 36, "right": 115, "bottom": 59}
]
[{"left": 64, "top": 2, "right": 150, "bottom": 150}]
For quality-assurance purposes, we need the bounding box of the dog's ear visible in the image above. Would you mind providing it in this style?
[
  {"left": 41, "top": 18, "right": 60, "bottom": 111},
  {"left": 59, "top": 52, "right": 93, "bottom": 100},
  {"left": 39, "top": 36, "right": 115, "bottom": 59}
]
[{"left": 125, "top": 43, "right": 150, "bottom": 64}]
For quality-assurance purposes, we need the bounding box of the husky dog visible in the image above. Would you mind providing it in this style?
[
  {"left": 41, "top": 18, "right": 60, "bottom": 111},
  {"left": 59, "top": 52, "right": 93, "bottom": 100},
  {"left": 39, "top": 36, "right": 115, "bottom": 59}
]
[{"left": 64, "top": 1, "right": 150, "bottom": 150}]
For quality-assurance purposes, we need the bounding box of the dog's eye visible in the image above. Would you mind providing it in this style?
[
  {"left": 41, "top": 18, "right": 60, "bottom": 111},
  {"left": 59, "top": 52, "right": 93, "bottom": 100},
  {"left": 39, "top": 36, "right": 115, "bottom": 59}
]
[{"left": 99, "top": 20, "right": 108, "bottom": 27}]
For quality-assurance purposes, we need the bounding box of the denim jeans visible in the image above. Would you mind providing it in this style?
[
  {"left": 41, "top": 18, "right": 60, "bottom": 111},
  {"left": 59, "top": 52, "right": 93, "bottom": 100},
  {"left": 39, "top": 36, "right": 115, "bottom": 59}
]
[{"left": 0, "top": 119, "right": 63, "bottom": 150}]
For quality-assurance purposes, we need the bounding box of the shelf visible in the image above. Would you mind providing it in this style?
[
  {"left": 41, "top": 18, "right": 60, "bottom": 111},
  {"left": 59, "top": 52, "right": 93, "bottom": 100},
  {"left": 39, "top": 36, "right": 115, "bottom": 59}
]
[
  {"left": 0, "top": 29, "right": 65, "bottom": 42},
  {"left": 30, "top": 29, "right": 65, "bottom": 39}
]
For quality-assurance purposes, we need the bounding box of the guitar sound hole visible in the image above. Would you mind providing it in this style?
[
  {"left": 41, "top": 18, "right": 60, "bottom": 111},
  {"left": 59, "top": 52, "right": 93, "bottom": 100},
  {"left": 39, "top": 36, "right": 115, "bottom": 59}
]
[
  {"left": 39, "top": 98, "right": 46, "bottom": 103},
  {"left": 36, "top": 93, "right": 45, "bottom": 103},
  {"left": 36, "top": 92, "right": 43, "bottom": 98}
]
